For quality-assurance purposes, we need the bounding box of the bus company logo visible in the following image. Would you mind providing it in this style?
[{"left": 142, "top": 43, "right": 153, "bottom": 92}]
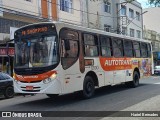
[
  {"left": 104, "top": 59, "right": 132, "bottom": 66},
  {"left": 24, "top": 76, "right": 38, "bottom": 79},
  {"left": 16, "top": 75, "right": 24, "bottom": 80}
]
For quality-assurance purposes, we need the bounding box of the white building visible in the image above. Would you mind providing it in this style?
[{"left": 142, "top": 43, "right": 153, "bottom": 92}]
[
  {"left": 39, "top": 0, "right": 87, "bottom": 26},
  {"left": 0, "top": 0, "right": 88, "bottom": 42},
  {"left": 87, "top": 0, "right": 143, "bottom": 38},
  {"left": 0, "top": 0, "right": 43, "bottom": 42},
  {"left": 117, "top": 0, "right": 143, "bottom": 38},
  {"left": 87, "top": 0, "right": 115, "bottom": 31}
]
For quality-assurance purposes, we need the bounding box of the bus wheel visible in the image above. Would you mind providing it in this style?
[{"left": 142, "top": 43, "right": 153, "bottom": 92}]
[
  {"left": 46, "top": 94, "right": 59, "bottom": 99},
  {"left": 83, "top": 76, "right": 95, "bottom": 99},
  {"left": 127, "top": 71, "right": 139, "bottom": 88},
  {"left": 4, "top": 86, "right": 14, "bottom": 99}
]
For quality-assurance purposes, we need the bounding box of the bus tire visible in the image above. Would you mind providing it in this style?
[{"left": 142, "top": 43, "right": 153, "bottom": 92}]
[
  {"left": 46, "top": 94, "right": 59, "bottom": 99},
  {"left": 83, "top": 76, "right": 95, "bottom": 99},
  {"left": 4, "top": 86, "right": 14, "bottom": 99},
  {"left": 127, "top": 71, "right": 139, "bottom": 88}
]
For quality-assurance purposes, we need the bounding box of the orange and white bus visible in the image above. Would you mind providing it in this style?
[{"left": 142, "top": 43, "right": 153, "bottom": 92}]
[{"left": 13, "top": 22, "right": 152, "bottom": 98}]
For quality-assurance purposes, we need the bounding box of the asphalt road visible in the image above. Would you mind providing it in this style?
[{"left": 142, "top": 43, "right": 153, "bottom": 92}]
[{"left": 1, "top": 76, "right": 160, "bottom": 120}]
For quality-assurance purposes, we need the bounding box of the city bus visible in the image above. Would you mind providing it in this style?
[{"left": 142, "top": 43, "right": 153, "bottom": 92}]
[{"left": 13, "top": 22, "right": 152, "bottom": 99}]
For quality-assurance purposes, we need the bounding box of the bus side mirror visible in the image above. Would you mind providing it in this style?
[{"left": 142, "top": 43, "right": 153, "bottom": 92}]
[{"left": 64, "top": 39, "right": 70, "bottom": 50}]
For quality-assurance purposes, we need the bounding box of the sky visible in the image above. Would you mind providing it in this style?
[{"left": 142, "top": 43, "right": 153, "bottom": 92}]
[{"left": 137, "top": 0, "right": 150, "bottom": 8}]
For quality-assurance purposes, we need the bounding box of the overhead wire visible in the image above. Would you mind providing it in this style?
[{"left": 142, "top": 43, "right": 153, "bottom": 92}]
[{"left": 0, "top": 0, "right": 143, "bottom": 32}]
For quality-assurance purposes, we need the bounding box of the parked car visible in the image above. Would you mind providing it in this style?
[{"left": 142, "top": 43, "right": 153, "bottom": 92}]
[
  {"left": 154, "top": 66, "right": 160, "bottom": 75},
  {"left": 0, "top": 72, "right": 14, "bottom": 98}
]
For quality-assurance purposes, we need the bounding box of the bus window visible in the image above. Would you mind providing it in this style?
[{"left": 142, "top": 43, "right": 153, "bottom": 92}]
[
  {"left": 133, "top": 41, "right": 141, "bottom": 58},
  {"left": 123, "top": 40, "right": 133, "bottom": 57},
  {"left": 83, "top": 34, "right": 98, "bottom": 57},
  {"left": 100, "top": 35, "right": 112, "bottom": 57},
  {"left": 141, "top": 42, "right": 148, "bottom": 58},
  {"left": 60, "top": 29, "right": 79, "bottom": 70},
  {"left": 147, "top": 43, "right": 151, "bottom": 57},
  {"left": 112, "top": 38, "right": 123, "bottom": 57}
]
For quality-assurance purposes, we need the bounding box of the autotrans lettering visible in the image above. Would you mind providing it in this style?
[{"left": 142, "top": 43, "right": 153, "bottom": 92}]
[
  {"left": 105, "top": 59, "right": 132, "bottom": 66},
  {"left": 100, "top": 57, "right": 133, "bottom": 71},
  {"left": 21, "top": 27, "right": 48, "bottom": 36}
]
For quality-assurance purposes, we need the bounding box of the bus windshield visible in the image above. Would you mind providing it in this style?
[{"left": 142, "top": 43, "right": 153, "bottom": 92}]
[{"left": 14, "top": 35, "right": 58, "bottom": 68}]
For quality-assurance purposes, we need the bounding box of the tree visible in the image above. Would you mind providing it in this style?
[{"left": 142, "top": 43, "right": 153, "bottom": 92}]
[{"left": 149, "top": 0, "right": 160, "bottom": 7}]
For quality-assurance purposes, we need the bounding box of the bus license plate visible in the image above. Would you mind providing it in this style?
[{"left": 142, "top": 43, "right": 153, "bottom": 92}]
[{"left": 26, "top": 86, "right": 33, "bottom": 90}]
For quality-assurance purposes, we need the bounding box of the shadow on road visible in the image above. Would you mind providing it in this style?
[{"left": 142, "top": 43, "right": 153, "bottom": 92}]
[{"left": 5, "top": 83, "right": 155, "bottom": 110}]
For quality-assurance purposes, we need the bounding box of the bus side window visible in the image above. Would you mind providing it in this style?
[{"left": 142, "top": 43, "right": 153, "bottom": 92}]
[
  {"left": 133, "top": 41, "right": 141, "bottom": 58},
  {"left": 147, "top": 43, "right": 151, "bottom": 57},
  {"left": 112, "top": 38, "right": 123, "bottom": 57},
  {"left": 100, "top": 35, "right": 112, "bottom": 57},
  {"left": 83, "top": 34, "right": 98, "bottom": 57},
  {"left": 123, "top": 40, "right": 133, "bottom": 57},
  {"left": 141, "top": 42, "right": 148, "bottom": 58}
]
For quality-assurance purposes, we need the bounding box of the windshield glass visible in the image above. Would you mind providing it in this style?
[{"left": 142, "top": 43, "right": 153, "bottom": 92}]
[{"left": 15, "top": 35, "right": 58, "bottom": 68}]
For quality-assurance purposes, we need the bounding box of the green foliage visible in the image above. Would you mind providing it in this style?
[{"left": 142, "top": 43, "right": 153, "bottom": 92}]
[{"left": 149, "top": 0, "right": 160, "bottom": 7}]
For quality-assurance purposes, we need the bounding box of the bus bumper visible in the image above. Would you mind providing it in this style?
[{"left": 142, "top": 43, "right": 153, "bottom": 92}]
[{"left": 13, "top": 78, "right": 62, "bottom": 94}]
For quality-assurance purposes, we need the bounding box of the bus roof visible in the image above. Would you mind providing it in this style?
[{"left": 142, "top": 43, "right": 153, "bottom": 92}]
[{"left": 16, "top": 21, "right": 151, "bottom": 43}]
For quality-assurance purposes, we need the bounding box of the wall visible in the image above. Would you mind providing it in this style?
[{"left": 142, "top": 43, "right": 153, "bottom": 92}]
[
  {"left": 58, "top": 0, "right": 81, "bottom": 25},
  {"left": 2, "top": 0, "right": 39, "bottom": 16},
  {"left": 118, "top": 0, "right": 143, "bottom": 38},
  {"left": 88, "top": 0, "right": 114, "bottom": 30},
  {"left": 143, "top": 7, "right": 160, "bottom": 34}
]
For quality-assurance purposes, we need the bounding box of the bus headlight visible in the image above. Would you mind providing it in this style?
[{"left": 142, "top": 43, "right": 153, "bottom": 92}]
[{"left": 43, "top": 73, "right": 57, "bottom": 84}]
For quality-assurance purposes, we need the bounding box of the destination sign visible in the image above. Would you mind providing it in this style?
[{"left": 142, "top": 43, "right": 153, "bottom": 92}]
[
  {"left": 14, "top": 24, "right": 56, "bottom": 39},
  {"left": 21, "top": 27, "right": 48, "bottom": 36}
]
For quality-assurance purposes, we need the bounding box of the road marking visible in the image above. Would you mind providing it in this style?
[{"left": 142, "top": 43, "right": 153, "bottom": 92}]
[{"left": 154, "top": 82, "right": 160, "bottom": 84}]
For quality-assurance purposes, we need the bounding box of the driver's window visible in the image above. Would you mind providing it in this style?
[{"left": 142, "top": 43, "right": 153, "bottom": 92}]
[
  {"left": 61, "top": 40, "right": 78, "bottom": 58},
  {"left": 60, "top": 29, "right": 79, "bottom": 70}
]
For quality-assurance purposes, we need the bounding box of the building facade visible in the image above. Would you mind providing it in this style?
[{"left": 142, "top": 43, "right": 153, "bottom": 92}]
[
  {"left": 0, "top": 0, "right": 87, "bottom": 75},
  {"left": 0, "top": 0, "right": 44, "bottom": 75},
  {"left": 117, "top": 0, "right": 143, "bottom": 38},
  {"left": 87, "top": 0, "right": 143, "bottom": 38},
  {"left": 39, "top": 0, "right": 87, "bottom": 26}
]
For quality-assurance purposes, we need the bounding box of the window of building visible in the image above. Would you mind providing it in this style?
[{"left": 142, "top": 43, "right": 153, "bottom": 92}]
[
  {"left": 83, "top": 34, "right": 98, "bottom": 57},
  {"left": 136, "top": 12, "right": 140, "bottom": 21},
  {"left": 0, "top": 18, "right": 29, "bottom": 34},
  {"left": 129, "top": 8, "right": 134, "bottom": 18},
  {"left": 133, "top": 41, "right": 141, "bottom": 57},
  {"left": 104, "top": 2, "right": 111, "bottom": 13},
  {"left": 136, "top": 30, "right": 141, "bottom": 38},
  {"left": 124, "top": 40, "right": 133, "bottom": 57},
  {"left": 121, "top": 5, "right": 126, "bottom": 15},
  {"left": 130, "top": 28, "right": 134, "bottom": 37},
  {"left": 112, "top": 38, "right": 123, "bottom": 57},
  {"left": 104, "top": 24, "right": 111, "bottom": 32},
  {"left": 100, "top": 35, "right": 112, "bottom": 57},
  {"left": 122, "top": 27, "right": 127, "bottom": 35},
  {"left": 60, "top": 0, "right": 73, "bottom": 13}
]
